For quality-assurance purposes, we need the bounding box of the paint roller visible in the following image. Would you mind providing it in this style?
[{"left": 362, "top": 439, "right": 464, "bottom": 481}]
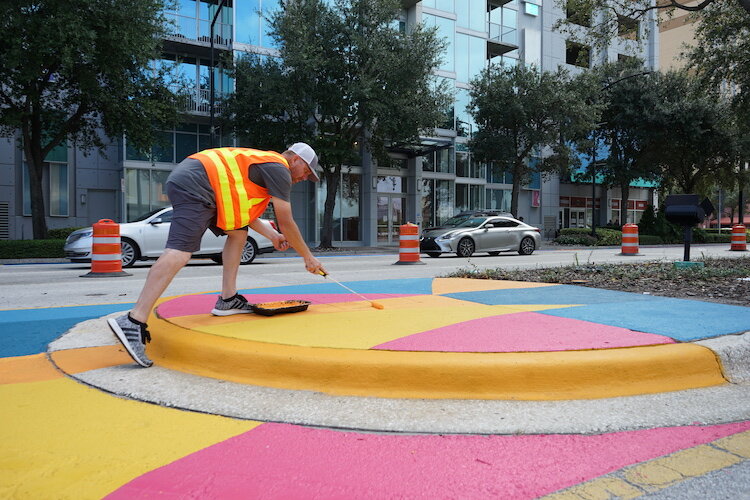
[{"left": 318, "top": 271, "right": 384, "bottom": 309}]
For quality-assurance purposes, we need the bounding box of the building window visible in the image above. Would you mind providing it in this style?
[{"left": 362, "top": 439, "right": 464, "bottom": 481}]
[
  {"left": 124, "top": 168, "right": 171, "bottom": 221},
  {"left": 486, "top": 162, "right": 513, "bottom": 184},
  {"left": 456, "top": 151, "right": 470, "bottom": 177},
  {"left": 486, "top": 188, "right": 511, "bottom": 212},
  {"left": 126, "top": 123, "right": 218, "bottom": 163},
  {"left": 566, "top": 0, "right": 592, "bottom": 27},
  {"left": 165, "top": 0, "right": 233, "bottom": 45},
  {"left": 566, "top": 41, "right": 591, "bottom": 68},
  {"left": 49, "top": 163, "right": 69, "bottom": 217},
  {"left": 524, "top": 1, "right": 540, "bottom": 16},
  {"left": 22, "top": 140, "right": 69, "bottom": 217},
  {"left": 422, "top": 148, "right": 454, "bottom": 174},
  {"left": 435, "top": 179, "right": 454, "bottom": 224},
  {"left": 455, "top": 183, "right": 484, "bottom": 212},
  {"left": 617, "top": 15, "right": 639, "bottom": 41},
  {"left": 423, "top": 14, "right": 455, "bottom": 72},
  {"left": 316, "top": 172, "right": 361, "bottom": 242},
  {"left": 618, "top": 54, "right": 640, "bottom": 65}
]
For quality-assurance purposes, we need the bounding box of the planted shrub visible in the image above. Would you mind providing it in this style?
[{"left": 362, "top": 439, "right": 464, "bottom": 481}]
[{"left": 0, "top": 239, "right": 66, "bottom": 258}]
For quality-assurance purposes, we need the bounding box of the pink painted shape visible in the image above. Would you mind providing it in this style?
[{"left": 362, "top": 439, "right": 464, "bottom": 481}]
[
  {"left": 157, "top": 293, "right": 410, "bottom": 318},
  {"left": 373, "top": 312, "right": 674, "bottom": 352},
  {"left": 107, "top": 421, "right": 750, "bottom": 499}
]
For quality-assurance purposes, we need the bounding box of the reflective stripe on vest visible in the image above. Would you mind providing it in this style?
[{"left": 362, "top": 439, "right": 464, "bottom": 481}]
[{"left": 190, "top": 148, "right": 289, "bottom": 230}]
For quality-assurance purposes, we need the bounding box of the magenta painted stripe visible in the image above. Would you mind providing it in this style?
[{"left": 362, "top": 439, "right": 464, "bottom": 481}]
[
  {"left": 107, "top": 421, "right": 750, "bottom": 499},
  {"left": 157, "top": 293, "right": 411, "bottom": 318},
  {"left": 373, "top": 311, "right": 674, "bottom": 352}
]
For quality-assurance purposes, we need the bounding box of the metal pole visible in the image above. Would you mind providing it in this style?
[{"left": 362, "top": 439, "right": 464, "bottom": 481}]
[
  {"left": 683, "top": 225, "right": 692, "bottom": 262},
  {"left": 209, "top": 0, "right": 227, "bottom": 148},
  {"left": 591, "top": 143, "right": 596, "bottom": 237}
]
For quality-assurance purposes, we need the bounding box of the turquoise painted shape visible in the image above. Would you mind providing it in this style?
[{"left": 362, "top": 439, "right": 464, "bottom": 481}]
[
  {"left": 540, "top": 297, "right": 750, "bottom": 341},
  {"left": 445, "top": 284, "right": 653, "bottom": 306},
  {"left": 240, "top": 278, "right": 435, "bottom": 296},
  {"left": 0, "top": 303, "right": 134, "bottom": 357}
]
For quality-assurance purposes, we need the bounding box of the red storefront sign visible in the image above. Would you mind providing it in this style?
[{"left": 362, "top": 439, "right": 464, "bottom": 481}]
[{"left": 559, "top": 196, "right": 570, "bottom": 207}]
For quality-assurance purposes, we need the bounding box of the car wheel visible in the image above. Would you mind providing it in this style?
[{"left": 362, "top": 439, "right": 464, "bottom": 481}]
[
  {"left": 488, "top": 251, "right": 501, "bottom": 256},
  {"left": 120, "top": 238, "right": 139, "bottom": 268},
  {"left": 240, "top": 238, "right": 258, "bottom": 265},
  {"left": 518, "top": 237, "right": 536, "bottom": 255},
  {"left": 457, "top": 237, "right": 475, "bottom": 258},
  {"left": 426, "top": 252, "right": 442, "bottom": 258}
]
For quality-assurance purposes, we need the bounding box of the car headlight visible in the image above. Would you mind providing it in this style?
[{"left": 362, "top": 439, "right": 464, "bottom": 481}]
[
  {"left": 66, "top": 229, "right": 93, "bottom": 244},
  {"left": 437, "top": 232, "right": 456, "bottom": 241}
]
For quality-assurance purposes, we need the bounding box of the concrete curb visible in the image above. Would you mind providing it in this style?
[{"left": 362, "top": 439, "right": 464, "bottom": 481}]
[
  {"left": 147, "top": 311, "right": 725, "bottom": 401},
  {"left": 49, "top": 313, "right": 750, "bottom": 435},
  {"left": 697, "top": 332, "right": 750, "bottom": 384}
]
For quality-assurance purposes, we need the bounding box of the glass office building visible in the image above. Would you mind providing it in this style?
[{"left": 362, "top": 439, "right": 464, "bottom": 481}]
[{"left": 1, "top": 0, "right": 659, "bottom": 242}]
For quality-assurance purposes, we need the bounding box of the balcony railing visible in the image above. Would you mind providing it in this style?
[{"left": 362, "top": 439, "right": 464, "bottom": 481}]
[
  {"left": 173, "top": 86, "right": 227, "bottom": 115},
  {"left": 165, "top": 12, "right": 232, "bottom": 46},
  {"left": 488, "top": 22, "right": 518, "bottom": 47}
]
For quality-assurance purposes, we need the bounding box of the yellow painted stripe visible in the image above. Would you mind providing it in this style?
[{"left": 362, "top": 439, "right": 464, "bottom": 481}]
[
  {"left": 203, "top": 149, "right": 236, "bottom": 229},
  {"left": 219, "top": 148, "right": 251, "bottom": 227},
  {"left": 543, "top": 430, "right": 750, "bottom": 499},
  {"left": 0, "top": 377, "right": 258, "bottom": 499},
  {"left": 146, "top": 313, "right": 726, "bottom": 400}
]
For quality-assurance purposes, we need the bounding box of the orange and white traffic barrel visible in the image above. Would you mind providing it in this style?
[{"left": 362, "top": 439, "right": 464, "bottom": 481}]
[
  {"left": 730, "top": 224, "right": 747, "bottom": 251},
  {"left": 394, "top": 222, "right": 425, "bottom": 265},
  {"left": 620, "top": 223, "right": 639, "bottom": 255},
  {"left": 80, "top": 219, "right": 132, "bottom": 277}
]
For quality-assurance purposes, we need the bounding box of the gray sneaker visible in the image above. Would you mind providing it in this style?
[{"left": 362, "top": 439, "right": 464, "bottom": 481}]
[
  {"left": 211, "top": 293, "right": 254, "bottom": 316},
  {"left": 107, "top": 314, "right": 153, "bottom": 367}
]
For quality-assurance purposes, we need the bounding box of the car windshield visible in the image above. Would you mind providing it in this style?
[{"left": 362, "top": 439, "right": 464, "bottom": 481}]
[
  {"left": 129, "top": 207, "right": 169, "bottom": 223},
  {"left": 455, "top": 217, "right": 487, "bottom": 228},
  {"left": 442, "top": 215, "right": 472, "bottom": 227}
]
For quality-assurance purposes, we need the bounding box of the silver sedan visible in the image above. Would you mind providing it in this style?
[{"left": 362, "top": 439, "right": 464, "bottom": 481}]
[{"left": 420, "top": 215, "right": 541, "bottom": 258}]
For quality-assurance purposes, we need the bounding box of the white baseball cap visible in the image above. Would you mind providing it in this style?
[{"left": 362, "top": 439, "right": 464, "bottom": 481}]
[{"left": 288, "top": 142, "right": 321, "bottom": 182}]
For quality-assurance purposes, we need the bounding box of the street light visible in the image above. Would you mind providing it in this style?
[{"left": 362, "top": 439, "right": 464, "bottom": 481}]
[{"left": 209, "top": 0, "right": 228, "bottom": 148}]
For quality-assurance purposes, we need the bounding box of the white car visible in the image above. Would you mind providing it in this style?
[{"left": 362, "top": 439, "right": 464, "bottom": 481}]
[{"left": 64, "top": 206, "right": 275, "bottom": 267}]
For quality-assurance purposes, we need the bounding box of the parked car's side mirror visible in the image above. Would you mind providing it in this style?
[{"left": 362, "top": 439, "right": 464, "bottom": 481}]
[{"left": 150, "top": 217, "right": 164, "bottom": 225}]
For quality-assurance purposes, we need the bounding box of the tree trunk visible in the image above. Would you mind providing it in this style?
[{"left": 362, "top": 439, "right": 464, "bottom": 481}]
[
  {"left": 319, "top": 166, "right": 341, "bottom": 249},
  {"left": 620, "top": 182, "right": 630, "bottom": 226},
  {"left": 510, "top": 161, "right": 522, "bottom": 218},
  {"left": 23, "top": 139, "right": 49, "bottom": 240}
]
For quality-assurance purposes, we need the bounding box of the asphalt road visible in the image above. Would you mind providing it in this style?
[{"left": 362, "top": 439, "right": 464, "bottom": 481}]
[{"left": 0, "top": 243, "right": 746, "bottom": 309}]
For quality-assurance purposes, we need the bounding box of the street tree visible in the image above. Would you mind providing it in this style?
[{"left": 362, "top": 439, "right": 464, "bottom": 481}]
[
  {"left": 228, "top": 0, "right": 450, "bottom": 248},
  {"left": 0, "top": 0, "right": 179, "bottom": 239},
  {"left": 589, "top": 62, "right": 661, "bottom": 220},
  {"left": 645, "top": 72, "right": 737, "bottom": 196},
  {"left": 468, "top": 64, "right": 595, "bottom": 218}
]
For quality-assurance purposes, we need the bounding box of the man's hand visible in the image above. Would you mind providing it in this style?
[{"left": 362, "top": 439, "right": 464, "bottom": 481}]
[
  {"left": 271, "top": 232, "right": 289, "bottom": 251},
  {"left": 304, "top": 255, "right": 326, "bottom": 275}
]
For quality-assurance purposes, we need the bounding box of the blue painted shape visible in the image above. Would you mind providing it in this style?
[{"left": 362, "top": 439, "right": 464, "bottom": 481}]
[
  {"left": 240, "top": 278, "right": 434, "bottom": 296},
  {"left": 540, "top": 297, "right": 750, "bottom": 341},
  {"left": 445, "top": 284, "right": 654, "bottom": 306},
  {"left": 0, "top": 303, "right": 133, "bottom": 358}
]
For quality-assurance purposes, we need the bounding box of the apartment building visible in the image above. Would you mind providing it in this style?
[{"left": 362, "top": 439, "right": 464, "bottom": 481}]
[{"left": 0, "top": 0, "right": 660, "bottom": 243}]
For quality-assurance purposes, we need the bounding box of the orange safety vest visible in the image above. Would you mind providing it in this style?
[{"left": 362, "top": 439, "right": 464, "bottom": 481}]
[{"left": 189, "top": 147, "right": 289, "bottom": 231}]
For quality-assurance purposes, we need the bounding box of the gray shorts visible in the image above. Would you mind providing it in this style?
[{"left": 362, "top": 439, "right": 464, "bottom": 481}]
[{"left": 165, "top": 181, "right": 246, "bottom": 253}]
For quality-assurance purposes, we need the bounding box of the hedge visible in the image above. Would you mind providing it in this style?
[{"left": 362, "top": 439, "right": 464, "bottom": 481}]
[
  {"left": 0, "top": 239, "right": 66, "bottom": 259},
  {"left": 48, "top": 227, "right": 86, "bottom": 239},
  {"left": 556, "top": 227, "right": 622, "bottom": 246}
]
